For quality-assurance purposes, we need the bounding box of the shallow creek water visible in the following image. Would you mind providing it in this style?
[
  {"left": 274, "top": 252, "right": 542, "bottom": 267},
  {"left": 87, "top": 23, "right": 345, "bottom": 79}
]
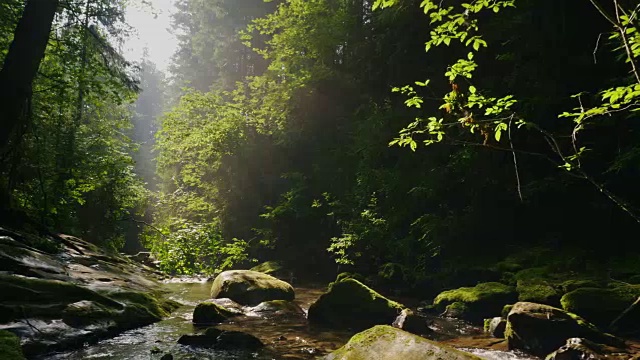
[{"left": 41, "top": 279, "right": 537, "bottom": 360}]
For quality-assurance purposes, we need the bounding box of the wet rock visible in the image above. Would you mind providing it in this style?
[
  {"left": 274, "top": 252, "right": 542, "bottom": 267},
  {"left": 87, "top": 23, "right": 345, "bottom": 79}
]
[
  {"left": 307, "top": 279, "right": 405, "bottom": 331},
  {"left": 545, "top": 338, "right": 605, "bottom": 360},
  {"left": 392, "top": 309, "right": 431, "bottom": 335},
  {"left": 62, "top": 300, "right": 114, "bottom": 327},
  {"left": 324, "top": 325, "right": 481, "bottom": 360},
  {"left": 433, "top": 282, "right": 517, "bottom": 323},
  {"left": 208, "top": 298, "right": 245, "bottom": 314},
  {"left": 561, "top": 286, "right": 640, "bottom": 332},
  {"left": 192, "top": 301, "right": 239, "bottom": 325},
  {"left": 249, "top": 300, "right": 305, "bottom": 318},
  {"left": 0, "top": 330, "right": 26, "bottom": 360},
  {"left": 210, "top": 270, "right": 294, "bottom": 305},
  {"left": 484, "top": 317, "right": 506, "bottom": 338},
  {"left": 216, "top": 331, "right": 264, "bottom": 350},
  {"left": 160, "top": 354, "right": 173, "bottom": 360},
  {"left": 505, "top": 302, "right": 621, "bottom": 357},
  {"left": 178, "top": 328, "right": 263, "bottom": 351}
]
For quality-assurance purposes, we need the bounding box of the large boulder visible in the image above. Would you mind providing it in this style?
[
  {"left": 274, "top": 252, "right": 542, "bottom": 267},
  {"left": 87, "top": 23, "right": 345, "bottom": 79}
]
[
  {"left": 392, "top": 309, "right": 432, "bottom": 335},
  {"left": 433, "top": 282, "right": 517, "bottom": 323},
  {"left": 210, "top": 270, "right": 294, "bottom": 306},
  {"left": 324, "top": 325, "right": 482, "bottom": 360},
  {"left": 560, "top": 285, "right": 640, "bottom": 331},
  {"left": 505, "top": 302, "right": 620, "bottom": 357},
  {"left": 307, "top": 279, "right": 405, "bottom": 331}
]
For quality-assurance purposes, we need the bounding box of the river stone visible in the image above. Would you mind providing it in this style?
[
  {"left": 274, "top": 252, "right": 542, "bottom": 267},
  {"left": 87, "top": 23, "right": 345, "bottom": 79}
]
[
  {"left": 324, "top": 325, "right": 482, "bottom": 360},
  {"left": 433, "top": 282, "right": 517, "bottom": 323},
  {"left": 249, "top": 300, "right": 305, "bottom": 318},
  {"left": 545, "top": 338, "right": 605, "bottom": 360},
  {"left": 505, "top": 302, "right": 620, "bottom": 357},
  {"left": 210, "top": 270, "right": 294, "bottom": 305},
  {"left": 560, "top": 286, "right": 640, "bottom": 332},
  {"left": 178, "top": 328, "right": 263, "bottom": 351},
  {"left": 392, "top": 308, "right": 431, "bottom": 335},
  {"left": 192, "top": 301, "right": 239, "bottom": 325},
  {"left": 485, "top": 317, "right": 506, "bottom": 338},
  {"left": 307, "top": 279, "right": 405, "bottom": 331}
]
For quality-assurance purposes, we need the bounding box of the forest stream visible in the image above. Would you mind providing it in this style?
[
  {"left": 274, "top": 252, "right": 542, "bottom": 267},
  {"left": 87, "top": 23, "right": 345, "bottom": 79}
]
[{"left": 40, "top": 279, "right": 536, "bottom": 360}]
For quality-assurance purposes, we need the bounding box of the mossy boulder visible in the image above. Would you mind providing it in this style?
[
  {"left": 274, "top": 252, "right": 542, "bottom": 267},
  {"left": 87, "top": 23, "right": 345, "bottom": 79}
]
[
  {"left": 559, "top": 280, "right": 604, "bottom": 293},
  {"left": 335, "top": 272, "right": 365, "bottom": 283},
  {"left": 0, "top": 330, "right": 25, "bottom": 360},
  {"left": 324, "top": 325, "right": 481, "bottom": 360},
  {"left": 516, "top": 280, "right": 560, "bottom": 306},
  {"left": 560, "top": 285, "right": 640, "bottom": 331},
  {"left": 505, "top": 302, "right": 620, "bottom": 357},
  {"left": 210, "top": 270, "right": 294, "bottom": 306},
  {"left": 308, "top": 279, "right": 405, "bottom": 331},
  {"left": 192, "top": 301, "right": 239, "bottom": 325},
  {"left": 433, "top": 282, "right": 517, "bottom": 323}
]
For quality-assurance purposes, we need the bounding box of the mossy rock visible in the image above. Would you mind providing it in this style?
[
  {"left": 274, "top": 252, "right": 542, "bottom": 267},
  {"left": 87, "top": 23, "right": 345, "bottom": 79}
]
[
  {"left": 443, "top": 302, "right": 469, "bottom": 318},
  {"left": 502, "top": 304, "right": 514, "bottom": 318},
  {"left": 335, "top": 272, "right": 365, "bottom": 283},
  {"left": 324, "top": 325, "right": 482, "bottom": 360},
  {"left": 516, "top": 280, "right": 560, "bottom": 306},
  {"left": 193, "top": 301, "right": 238, "bottom": 325},
  {"left": 62, "top": 300, "right": 116, "bottom": 327},
  {"left": 210, "top": 270, "right": 294, "bottom": 306},
  {"left": 560, "top": 280, "right": 604, "bottom": 293},
  {"left": 0, "top": 330, "right": 25, "bottom": 360},
  {"left": 308, "top": 279, "right": 405, "bottom": 331},
  {"left": 505, "top": 302, "right": 620, "bottom": 357},
  {"left": 560, "top": 286, "right": 640, "bottom": 331},
  {"left": 433, "top": 282, "right": 517, "bottom": 323}
]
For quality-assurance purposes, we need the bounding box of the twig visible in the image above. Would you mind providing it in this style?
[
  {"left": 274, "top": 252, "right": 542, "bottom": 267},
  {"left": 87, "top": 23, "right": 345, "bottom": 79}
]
[
  {"left": 507, "top": 115, "right": 523, "bottom": 202},
  {"left": 593, "top": 33, "right": 605, "bottom": 64},
  {"left": 610, "top": 296, "right": 640, "bottom": 330}
]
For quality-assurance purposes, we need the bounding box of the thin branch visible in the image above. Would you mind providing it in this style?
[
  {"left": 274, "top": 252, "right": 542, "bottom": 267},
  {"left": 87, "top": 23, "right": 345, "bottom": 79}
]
[
  {"left": 593, "top": 32, "right": 605, "bottom": 64},
  {"left": 613, "top": 0, "right": 640, "bottom": 84},
  {"left": 508, "top": 116, "right": 523, "bottom": 202}
]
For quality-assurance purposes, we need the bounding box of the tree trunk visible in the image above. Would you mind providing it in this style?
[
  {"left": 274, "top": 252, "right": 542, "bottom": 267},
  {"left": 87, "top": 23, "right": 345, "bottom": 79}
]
[{"left": 0, "top": 0, "right": 59, "bottom": 156}]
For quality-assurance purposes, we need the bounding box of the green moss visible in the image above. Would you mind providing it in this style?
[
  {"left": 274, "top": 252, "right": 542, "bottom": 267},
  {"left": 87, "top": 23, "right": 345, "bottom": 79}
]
[
  {"left": 483, "top": 318, "right": 492, "bottom": 332},
  {"left": 433, "top": 282, "right": 516, "bottom": 322},
  {"left": 516, "top": 280, "right": 559, "bottom": 305},
  {"left": 561, "top": 286, "right": 640, "bottom": 327},
  {"left": 327, "top": 325, "right": 482, "bottom": 359},
  {"left": 0, "top": 274, "right": 122, "bottom": 309},
  {"left": 193, "top": 301, "right": 236, "bottom": 324},
  {"left": 501, "top": 304, "right": 513, "bottom": 318},
  {"left": 249, "top": 261, "right": 283, "bottom": 275},
  {"left": 560, "top": 280, "right": 604, "bottom": 293},
  {"left": 210, "top": 270, "right": 294, "bottom": 305},
  {"left": 308, "top": 279, "right": 405, "bottom": 330},
  {"left": 0, "top": 330, "right": 25, "bottom": 360}
]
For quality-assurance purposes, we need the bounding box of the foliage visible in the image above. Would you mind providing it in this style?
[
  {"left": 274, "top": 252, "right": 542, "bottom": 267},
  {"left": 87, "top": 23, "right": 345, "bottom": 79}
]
[{"left": 142, "top": 221, "right": 250, "bottom": 276}]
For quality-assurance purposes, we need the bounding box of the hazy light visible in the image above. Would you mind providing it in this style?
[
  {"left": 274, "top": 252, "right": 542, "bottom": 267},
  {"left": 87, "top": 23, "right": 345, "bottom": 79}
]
[{"left": 124, "top": 0, "right": 178, "bottom": 72}]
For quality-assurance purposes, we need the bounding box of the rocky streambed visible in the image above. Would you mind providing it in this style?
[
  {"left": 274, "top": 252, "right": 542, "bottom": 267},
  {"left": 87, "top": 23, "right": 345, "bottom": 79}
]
[{"left": 3, "top": 227, "right": 640, "bottom": 360}]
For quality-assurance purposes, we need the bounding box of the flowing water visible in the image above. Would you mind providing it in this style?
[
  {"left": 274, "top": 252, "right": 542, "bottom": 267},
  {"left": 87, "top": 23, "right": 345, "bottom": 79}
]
[{"left": 41, "top": 279, "right": 537, "bottom": 360}]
